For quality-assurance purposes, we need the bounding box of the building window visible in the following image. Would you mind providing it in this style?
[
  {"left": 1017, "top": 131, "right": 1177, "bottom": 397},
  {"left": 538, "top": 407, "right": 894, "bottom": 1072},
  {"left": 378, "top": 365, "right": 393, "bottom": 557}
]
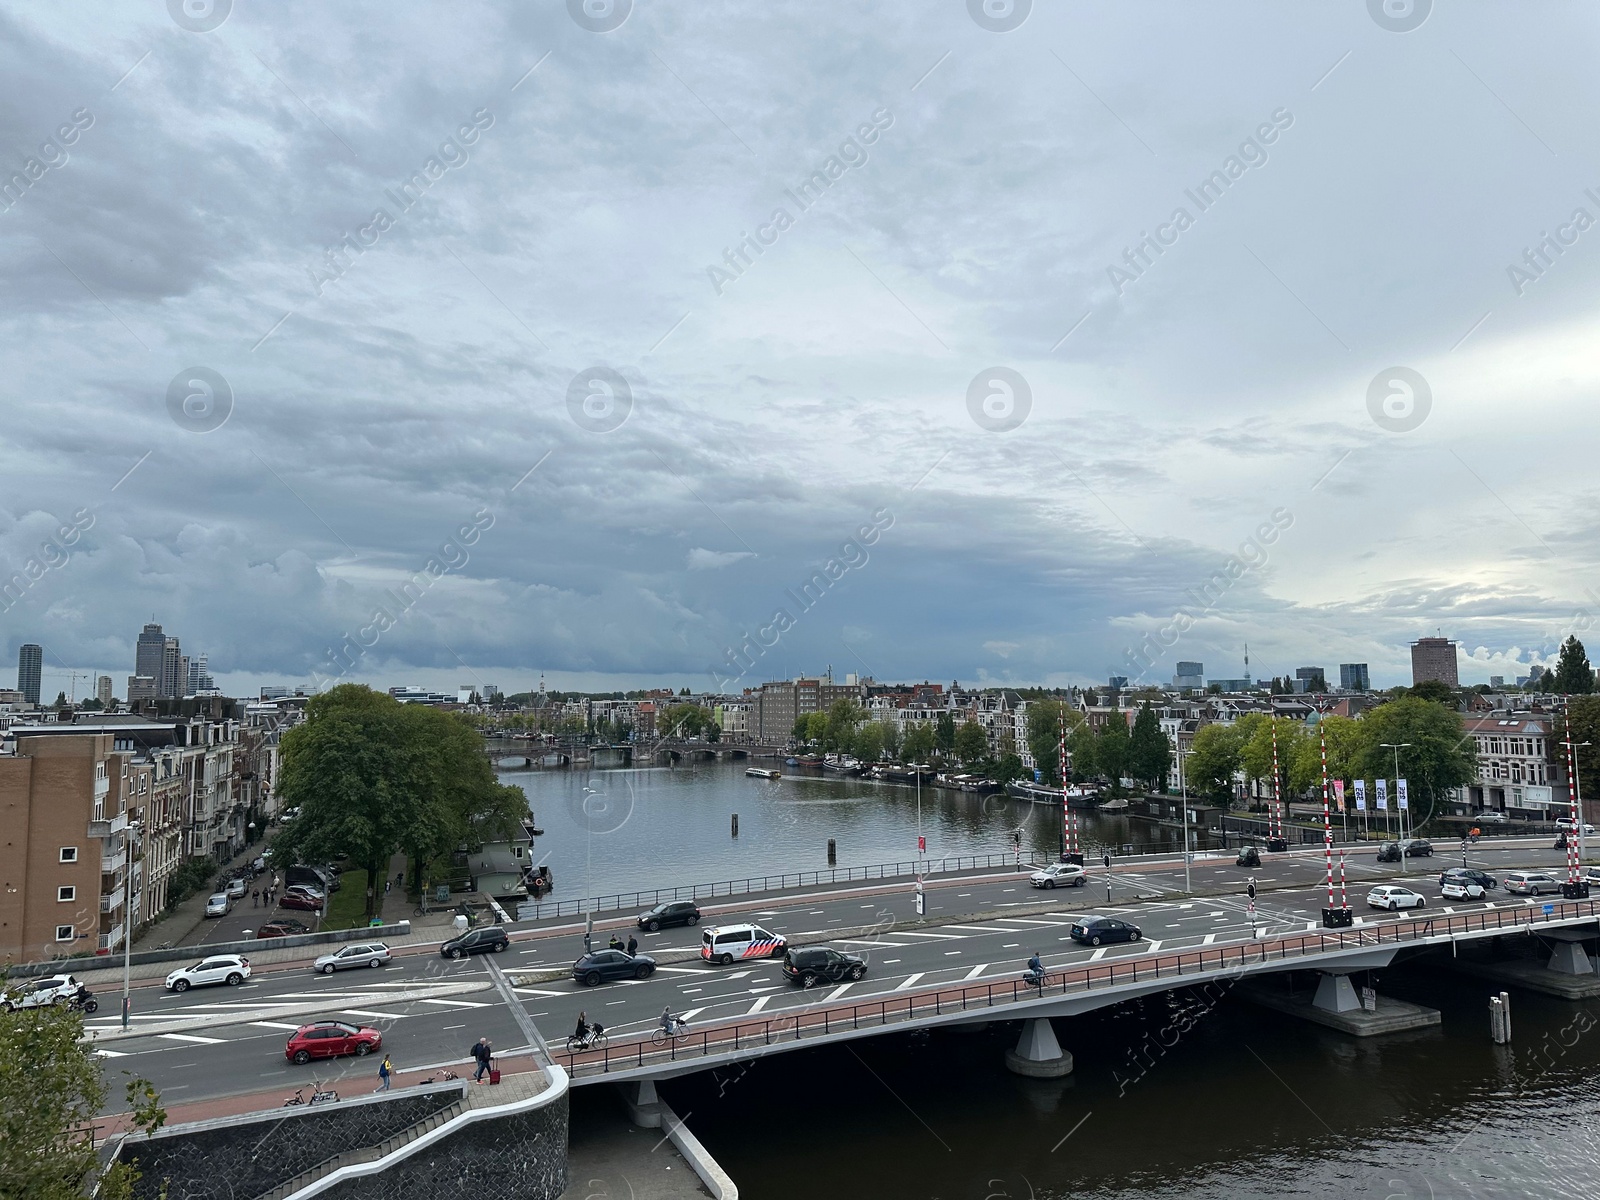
[
  {"left": 59, "top": 847, "right": 78, "bottom": 863},
  {"left": 56, "top": 925, "right": 74, "bottom": 942},
  {"left": 58, "top": 885, "right": 76, "bottom": 902}
]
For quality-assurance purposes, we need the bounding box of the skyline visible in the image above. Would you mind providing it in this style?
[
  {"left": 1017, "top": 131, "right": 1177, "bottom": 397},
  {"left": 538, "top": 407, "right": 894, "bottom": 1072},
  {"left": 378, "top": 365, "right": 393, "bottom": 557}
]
[{"left": 3, "top": 4, "right": 1598, "bottom": 700}]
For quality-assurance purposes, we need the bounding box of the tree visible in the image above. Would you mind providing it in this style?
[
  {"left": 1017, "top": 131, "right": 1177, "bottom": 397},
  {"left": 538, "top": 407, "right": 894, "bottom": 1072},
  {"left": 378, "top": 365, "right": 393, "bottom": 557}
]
[
  {"left": 934, "top": 712, "right": 956, "bottom": 760},
  {"left": 804, "top": 711, "right": 829, "bottom": 744},
  {"left": 1025, "top": 700, "right": 1079, "bottom": 786},
  {"left": 274, "top": 685, "right": 527, "bottom": 918},
  {"left": 954, "top": 720, "right": 988, "bottom": 766},
  {"left": 0, "top": 1001, "right": 164, "bottom": 1199},
  {"left": 659, "top": 703, "right": 709, "bottom": 739},
  {"left": 1096, "top": 718, "right": 1130, "bottom": 793},
  {"left": 852, "top": 720, "right": 886, "bottom": 763},
  {"left": 995, "top": 733, "right": 1024, "bottom": 783},
  {"left": 1067, "top": 721, "right": 1097, "bottom": 782},
  {"left": 1554, "top": 636, "right": 1595, "bottom": 694},
  {"left": 824, "top": 699, "right": 865, "bottom": 752},
  {"left": 1352, "top": 696, "right": 1477, "bottom": 816},
  {"left": 1287, "top": 714, "right": 1363, "bottom": 795},
  {"left": 1187, "top": 721, "right": 1246, "bottom": 802},
  {"left": 878, "top": 718, "right": 902, "bottom": 760},
  {"left": 52, "top": 691, "right": 68, "bottom": 709},
  {"left": 1403, "top": 679, "right": 1456, "bottom": 706},
  {"left": 1127, "top": 704, "right": 1171, "bottom": 792},
  {"left": 901, "top": 722, "right": 935, "bottom": 764},
  {"left": 1238, "top": 714, "right": 1306, "bottom": 802},
  {"left": 1562, "top": 697, "right": 1600, "bottom": 806}
]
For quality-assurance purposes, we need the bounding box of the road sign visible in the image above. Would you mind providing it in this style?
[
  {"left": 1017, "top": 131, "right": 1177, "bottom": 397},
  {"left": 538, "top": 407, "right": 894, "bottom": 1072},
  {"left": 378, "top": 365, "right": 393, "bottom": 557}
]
[
  {"left": 918, "top": 835, "right": 925, "bottom": 852},
  {"left": 1544, "top": 903, "right": 1555, "bottom": 916}
]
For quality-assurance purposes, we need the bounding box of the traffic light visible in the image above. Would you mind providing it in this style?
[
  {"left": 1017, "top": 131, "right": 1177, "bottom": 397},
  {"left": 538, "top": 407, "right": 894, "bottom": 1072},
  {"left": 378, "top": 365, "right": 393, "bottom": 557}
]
[
  {"left": 1247, "top": 880, "right": 1257, "bottom": 901},
  {"left": 1102, "top": 853, "right": 1111, "bottom": 869}
]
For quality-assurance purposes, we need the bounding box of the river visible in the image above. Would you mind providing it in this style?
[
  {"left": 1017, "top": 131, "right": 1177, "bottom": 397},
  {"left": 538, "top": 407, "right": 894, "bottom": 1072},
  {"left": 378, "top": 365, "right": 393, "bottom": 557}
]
[{"left": 496, "top": 755, "right": 1221, "bottom": 901}]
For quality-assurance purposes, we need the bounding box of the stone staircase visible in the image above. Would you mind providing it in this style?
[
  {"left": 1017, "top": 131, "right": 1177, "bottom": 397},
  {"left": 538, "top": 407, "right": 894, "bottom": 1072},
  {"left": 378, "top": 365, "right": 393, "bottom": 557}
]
[{"left": 250, "top": 1097, "right": 467, "bottom": 1200}]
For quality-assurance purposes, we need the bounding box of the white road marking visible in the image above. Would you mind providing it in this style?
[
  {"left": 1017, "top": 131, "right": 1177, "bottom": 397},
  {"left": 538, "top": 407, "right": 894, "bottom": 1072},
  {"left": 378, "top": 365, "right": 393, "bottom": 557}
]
[
  {"left": 1089, "top": 948, "right": 1107, "bottom": 961},
  {"left": 1142, "top": 940, "right": 1162, "bottom": 953},
  {"left": 337, "top": 1009, "right": 406, "bottom": 1020},
  {"left": 158, "top": 1033, "right": 225, "bottom": 1045},
  {"left": 1202, "top": 934, "right": 1216, "bottom": 945},
  {"left": 895, "top": 973, "right": 925, "bottom": 991},
  {"left": 962, "top": 964, "right": 989, "bottom": 980},
  {"left": 824, "top": 983, "right": 855, "bottom": 1001},
  {"left": 651, "top": 966, "right": 704, "bottom": 974},
  {"left": 249, "top": 1021, "right": 304, "bottom": 1031},
  {"left": 747, "top": 996, "right": 772, "bottom": 1014},
  {"left": 96, "top": 1048, "right": 130, "bottom": 1057},
  {"left": 680, "top": 1008, "right": 705, "bottom": 1021},
  {"left": 513, "top": 988, "right": 569, "bottom": 998},
  {"left": 419, "top": 998, "right": 489, "bottom": 1008}
]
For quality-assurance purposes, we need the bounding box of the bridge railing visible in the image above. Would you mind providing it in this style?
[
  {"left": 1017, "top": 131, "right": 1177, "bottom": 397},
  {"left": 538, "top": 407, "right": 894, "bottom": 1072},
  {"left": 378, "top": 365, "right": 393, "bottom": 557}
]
[
  {"left": 516, "top": 852, "right": 1058, "bottom": 920},
  {"left": 561, "top": 895, "right": 1600, "bottom": 1078}
]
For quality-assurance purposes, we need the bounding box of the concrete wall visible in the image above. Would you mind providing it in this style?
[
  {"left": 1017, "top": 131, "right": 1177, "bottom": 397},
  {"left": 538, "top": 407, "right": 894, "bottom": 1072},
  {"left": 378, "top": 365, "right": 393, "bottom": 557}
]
[{"left": 119, "top": 1086, "right": 462, "bottom": 1200}]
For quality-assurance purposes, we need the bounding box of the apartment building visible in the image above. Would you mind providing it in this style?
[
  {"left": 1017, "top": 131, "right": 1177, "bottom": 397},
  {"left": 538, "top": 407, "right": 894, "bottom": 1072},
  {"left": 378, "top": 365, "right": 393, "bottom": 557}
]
[
  {"left": 1411, "top": 637, "right": 1460, "bottom": 687},
  {"left": 1453, "top": 715, "right": 1557, "bottom": 818},
  {"left": 753, "top": 677, "right": 866, "bottom": 742}
]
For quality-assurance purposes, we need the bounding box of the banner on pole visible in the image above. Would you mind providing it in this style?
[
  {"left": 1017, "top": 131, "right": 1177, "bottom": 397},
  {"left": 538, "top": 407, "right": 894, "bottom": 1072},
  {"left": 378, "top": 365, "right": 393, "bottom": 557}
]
[
  {"left": 1376, "top": 779, "right": 1389, "bottom": 809},
  {"left": 1397, "top": 778, "right": 1409, "bottom": 811},
  {"left": 1333, "top": 779, "right": 1346, "bottom": 811},
  {"left": 1354, "top": 779, "right": 1367, "bottom": 811}
]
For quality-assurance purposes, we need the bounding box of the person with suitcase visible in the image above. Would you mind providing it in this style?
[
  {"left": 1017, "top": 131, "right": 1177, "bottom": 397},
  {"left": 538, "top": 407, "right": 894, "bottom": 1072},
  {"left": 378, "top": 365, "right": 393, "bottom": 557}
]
[{"left": 471, "top": 1036, "right": 494, "bottom": 1084}]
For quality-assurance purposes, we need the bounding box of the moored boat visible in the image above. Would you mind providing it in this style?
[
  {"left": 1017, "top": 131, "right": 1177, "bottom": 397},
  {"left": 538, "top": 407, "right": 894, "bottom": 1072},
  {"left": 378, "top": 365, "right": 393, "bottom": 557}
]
[{"left": 746, "top": 767, "right": 781, "bottom": 779}]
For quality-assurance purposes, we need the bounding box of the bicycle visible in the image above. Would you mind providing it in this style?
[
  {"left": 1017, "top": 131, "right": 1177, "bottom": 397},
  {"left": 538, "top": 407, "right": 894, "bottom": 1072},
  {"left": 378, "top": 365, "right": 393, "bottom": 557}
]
[
  {"left": 565, "top": 1026, "right": 608, "bottom": 1053},
  {"left": 283, "top": 1082, "right": 339, "bottom": 1107},
  {"left": 420, "top": 1069, "right": 459, "bottom": 1084},
  {"left": 652, "top": 1018, "right": 691, "bottom": 1047}
]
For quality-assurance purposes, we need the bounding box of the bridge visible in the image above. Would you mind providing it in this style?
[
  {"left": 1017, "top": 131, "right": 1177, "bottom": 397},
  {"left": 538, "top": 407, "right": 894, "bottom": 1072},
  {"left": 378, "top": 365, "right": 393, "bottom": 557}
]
[{"left": 485, "top": 739, "right": 787, "bottom": 770}]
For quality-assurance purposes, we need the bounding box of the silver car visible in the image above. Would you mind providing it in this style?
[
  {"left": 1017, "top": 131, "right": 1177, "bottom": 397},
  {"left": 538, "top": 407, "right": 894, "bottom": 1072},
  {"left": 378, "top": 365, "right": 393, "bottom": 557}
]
[
  {"left": 313, "top": 942, "right": 393, "bottom": 974},
  {"left": 204, "top": 892, "right": 231, "bottom": 917}
]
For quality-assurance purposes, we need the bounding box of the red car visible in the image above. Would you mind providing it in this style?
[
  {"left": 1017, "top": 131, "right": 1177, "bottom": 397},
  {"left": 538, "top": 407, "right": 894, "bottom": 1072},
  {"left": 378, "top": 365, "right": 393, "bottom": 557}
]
[
  {"left": 256, "top": 919, "right": 310, "bottom": 939},
  {"left": 279, "top": 890, "right": 322, "bottom": 912},
  {"left": 285, "top": 1021, "right": 382, "bottom": 1065}
]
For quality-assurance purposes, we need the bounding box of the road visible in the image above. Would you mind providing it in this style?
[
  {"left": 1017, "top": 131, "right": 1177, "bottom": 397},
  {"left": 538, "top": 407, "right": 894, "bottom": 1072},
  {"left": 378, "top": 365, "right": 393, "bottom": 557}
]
[{"left": 88, "top": 840, "right": 1576, "bottom": 1111}]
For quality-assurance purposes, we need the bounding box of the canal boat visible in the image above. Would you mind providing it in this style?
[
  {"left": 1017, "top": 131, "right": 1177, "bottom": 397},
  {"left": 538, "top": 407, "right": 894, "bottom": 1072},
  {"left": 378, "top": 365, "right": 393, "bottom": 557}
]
[
  {"left": 821, "top": 755, "right": 863, "bottom": 775},
  {"left": 746, "top": 767, "right": 782, "bottom": 779}
]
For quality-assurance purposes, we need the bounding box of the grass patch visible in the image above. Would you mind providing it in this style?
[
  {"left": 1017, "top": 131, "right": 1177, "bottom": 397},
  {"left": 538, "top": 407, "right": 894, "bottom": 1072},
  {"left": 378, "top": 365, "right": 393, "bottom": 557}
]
[{"left": 324, "top": 868, "right": 378, "bottom": 931}]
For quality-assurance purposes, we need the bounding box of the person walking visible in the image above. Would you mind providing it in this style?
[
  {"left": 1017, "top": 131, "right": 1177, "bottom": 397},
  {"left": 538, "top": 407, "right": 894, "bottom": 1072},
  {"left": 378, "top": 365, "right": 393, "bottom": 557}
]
[
  {"left": 471, "top": 1036, "right": 493, "bottom": 1084},
  {"left": 626, "top": 934, "right": 638, "bottom": 957},
  {"left": 252, "top": 888, "right": 260, "bottom": 908},
  {"left": 608, "top": 933, "right": 623, "bottom": 951},
  {"left": 376, "top": 1053, "right": 393, "bottom": 1092}
]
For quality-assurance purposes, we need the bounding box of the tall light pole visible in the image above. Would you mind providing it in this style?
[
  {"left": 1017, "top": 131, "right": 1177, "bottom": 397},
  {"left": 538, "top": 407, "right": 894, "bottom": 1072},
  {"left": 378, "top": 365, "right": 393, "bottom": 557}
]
[
  {"left": 1381, "top": 742, "right": 1411, "bottom": 872},
  {"left": 120, "top": 818, "right": 138, "bottom": 1030},
  {"left": 1178, "top": 740, "right": 1191, "bottom": 894}
]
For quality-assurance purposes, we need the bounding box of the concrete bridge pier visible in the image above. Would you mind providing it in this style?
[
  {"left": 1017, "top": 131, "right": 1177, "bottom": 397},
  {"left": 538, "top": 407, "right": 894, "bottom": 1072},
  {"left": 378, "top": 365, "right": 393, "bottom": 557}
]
[
  {"left": 1004, "top": 1018, "right": 1074, "bottom": 1078},
  {"left": 619, "top": 1079, "right": 664, "bottom": 1127},
  {"left": 1546, "top": 934, "right": 1596, "bottom": 976},
  {"left": 1241, "top": 969, "right": 1440, "bottom": 1036}
]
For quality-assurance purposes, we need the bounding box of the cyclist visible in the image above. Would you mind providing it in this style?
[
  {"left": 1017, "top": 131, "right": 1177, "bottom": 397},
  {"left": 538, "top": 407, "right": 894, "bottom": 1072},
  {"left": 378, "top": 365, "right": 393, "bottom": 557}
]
[
  {"left": 661, "top": 1005, "right": 687, "bottom": 1035},
  {"left": 574, "top": 1010, "right": 591, "bottom": 1044},
  {"left": 1024, "top": 952, "right": 1045, "bottom": 986}
]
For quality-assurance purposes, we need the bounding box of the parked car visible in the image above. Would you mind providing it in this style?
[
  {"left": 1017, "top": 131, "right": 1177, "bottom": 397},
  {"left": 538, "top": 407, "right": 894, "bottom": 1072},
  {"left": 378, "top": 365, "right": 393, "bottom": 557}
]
[
  {"left": 166, "top": 955, "right": 252, "bottom": 992},
  {"left": 1367, "top": 885, "right": 1426, "bottom": 911},
  {"left": 1439, "top": 867, "right": 1497, "bottom": 891},
  {"left": 1477, "top": 811, "right": 1509, "bottom": 823},
  {"left": 1030, "top": 862, "right": 1087, "bottom": 889},
  {"left": 782, "top": 946, "right": 867, "bottom": 987},
  {"left": 637, "top": 901, "right": 702, "bottom": 932},
  {"left": 288, "top": 865, "right": 339, "bottom": 893},
  {"left": 440, "top": 926, "right": 510, "bottom": 959},
  {"left": 278, "top": 889, "right": 322, "bottom": 912},
  {"left": 285, "top": 1020, "right": 381, "bottom": 1065},
  {"left": 572, "top": 950, "right": 657, "bottom": 986},
  {"left": 256, "top": 919, "right": 310, "bottom": 939},
  {"left": 1504, "top": 871, "right": 1561, "bottom": 896},
  {"left": 204, "top": 892, "right": 231, "bottom": 917},
  {"left": 0, "top": 974, "right": 81, "bottom": 1011},
  {"left": 1376, "top": 839, "right": 1433, "bottom": 862},
  {"left": 1440, "top": 879, "right": 1486, "bottom": 901},
  {"left": 313, "top": 943, "right": 392, "bottom": 974},
  {"left": 1556, "top": 818, "right": 1597, "bottom": 835},
  {"left": 224, "top": 877, "right": 248, "bottom": 899},
  {"left": 285, "top": 882, "right": 326, "bottom": 902},
  {"left": 1069, "top": 916, "right": 1142, "bottom": 946}
]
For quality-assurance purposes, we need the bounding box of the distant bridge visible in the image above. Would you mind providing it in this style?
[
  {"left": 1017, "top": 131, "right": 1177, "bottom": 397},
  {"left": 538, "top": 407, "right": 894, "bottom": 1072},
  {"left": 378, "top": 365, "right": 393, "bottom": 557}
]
[{"left": 485, "top": 740, "right": 787, "bottom": 770}]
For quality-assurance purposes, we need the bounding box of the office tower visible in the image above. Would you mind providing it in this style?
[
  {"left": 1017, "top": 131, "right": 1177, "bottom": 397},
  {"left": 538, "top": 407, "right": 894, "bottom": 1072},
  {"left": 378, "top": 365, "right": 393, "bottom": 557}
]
[
  {"left": 1173, "top": 662, "right": 1203, "bottom": 691},
  {"left": 1339, "top": 663, "right": 1370, "bottom": 691},
  {"left": 17, "top": 643, "right": 42, "bottom": 705},
  {"left": 1410, "top": 637, "right": 1459, "bottom": 687},
  {"left": 96, "top": 675, "right": 112, "bottom": 706}
]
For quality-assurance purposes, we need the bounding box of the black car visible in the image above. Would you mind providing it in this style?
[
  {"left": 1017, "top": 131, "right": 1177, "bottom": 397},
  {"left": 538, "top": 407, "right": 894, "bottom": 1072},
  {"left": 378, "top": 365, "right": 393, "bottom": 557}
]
[
  {"left": 440, "top": 926, "right": 510, "bottom": 959},
  {"left": 637, "top": 901, "right": 701, "bottom": 932},
  {"left": 1439, "top": 867, "right": 1497, "bottom": 890},
  {"left": 1069, "top": 916, "right": 1142, "bottom": 946},
  {"left": 1375, "top": 840, "right": 1433, "bottom": 862},
  {"left": 1236, "top": 845, "right": 1261, "bottom": 867},
  {"left": 781, "top": 947, "right": 866, "bottom": 987},
  {"left": 573, "top": 950, "right": 657, "bottom": 986}
]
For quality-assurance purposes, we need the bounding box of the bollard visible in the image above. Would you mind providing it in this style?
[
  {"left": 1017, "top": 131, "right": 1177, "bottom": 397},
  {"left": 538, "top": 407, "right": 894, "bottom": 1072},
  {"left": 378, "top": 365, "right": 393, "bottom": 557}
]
[
  {"left": 1500, "top": 990, "right": 1512, "bottom": 1043},
  {"left": 827, "top": 839, "right": 836, "bottom": 865},
  {"left": 1489, "top": 993, "right": 1513, "bottom": 1044},
  {"left": 731, "top": 813, "right": 739, "bottom": 837}
]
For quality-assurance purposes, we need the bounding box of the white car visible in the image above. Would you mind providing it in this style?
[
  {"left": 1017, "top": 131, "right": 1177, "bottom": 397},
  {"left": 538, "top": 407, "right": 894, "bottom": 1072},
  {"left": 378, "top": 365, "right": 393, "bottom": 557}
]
[
  {"left": 165, "top": 955, "right": 252, "bottom": 992},
  {"left": 1504, "top": 871, "right": 1560, "bottom": 896},
  {"left": 1556, "top": 819, "right": 1596, "bottom": 835},
  {"left": 204, "top": 892, "right": 231, "bottom": 917},
  {"left": 225, "top": 877, "right": 248, "bottom": 899},
  {"left": 313, "top": 942, "right": 393, "bottom": 974},
  {"left": 1368, "top": 885, "right": 1425, "bottom": 911},
  {"left": 1477, "top": 812, "right": 1508, "bottom": 823},
  {"left": 0, "top": 974, "right": 81, "bottom": 1011},
  {"left": 1030, "top": 862, "right": 1087, "bottom": 889},
  {"left": 1440, "top": 880, "right": 1486, "bottom": 901}
]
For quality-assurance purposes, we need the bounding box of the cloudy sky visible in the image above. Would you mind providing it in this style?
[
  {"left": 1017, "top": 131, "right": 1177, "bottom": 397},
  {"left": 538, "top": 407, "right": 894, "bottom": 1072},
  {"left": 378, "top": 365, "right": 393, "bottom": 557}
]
[{"left": 2, "top": 0, "right": 1598, "bottom": 700}]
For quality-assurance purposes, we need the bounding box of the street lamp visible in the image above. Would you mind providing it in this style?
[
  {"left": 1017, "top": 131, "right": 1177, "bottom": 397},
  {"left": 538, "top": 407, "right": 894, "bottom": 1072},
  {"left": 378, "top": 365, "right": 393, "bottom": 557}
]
[
  {"left": 1177, "top": 741, "right": 1192, "bottom": 894},
  {"left": 1380, "top": 742, "right": 1411, "bottom": 872}
]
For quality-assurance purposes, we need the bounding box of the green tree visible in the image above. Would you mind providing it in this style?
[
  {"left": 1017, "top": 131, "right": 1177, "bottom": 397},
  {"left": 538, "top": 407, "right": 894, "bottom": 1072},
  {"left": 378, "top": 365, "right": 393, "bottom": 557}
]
[
  {"left": 995, "top": 733, "right": 1024, "bottom": 783},
  {"left": 824, "top": 699, "right": 865, "bottom": 752},
  {"left": 1402, "top": 679, "right": 1457, "bottom": 706},
  {"left": 1562, "top": 696, "right": 1600, "bottom": 803},
  {"left": 1127, "top": 703, "right": 1171, "bottom": 792},
  {"left": 1238, "top": 714, "right": 1307, "bottom": 801},
  {"left": 878, "top": 718, "right": 902, "bottom": 760},
  {"left": 902, "top": 722, "right": 935, "bottom": 764},
  {"left": 659, "top": 703, "right": 709, "bottom": 738},
  {"left": 1287, "top": 714, "right": 1364, "bottom": 795},
  {"left": 0, "top": 1001, "right": 164, "bottom": 1199},
  {"left": 1554, "top": 635, "right": 1595, "bottom": 694},
  {"left": 1025, "top": 700, "right": 1079, "bottom": 786},
  {"left": 1187, "top": 721, "right": 1246, "bottom": 802},
  {"left": 852, "top": 720, "right": 886, "bottom": 763},
  {"left": 1096, "top": 718, "right": 1131, "bottom": 793},
  {"left": 1067, "top": 721, "right": 1097, "bottom": 782},
  {"left": 1352, "top": 696, "right": 1477, "bottom": 815},
  {"left": 954, "top": 719, "right": 988, "bottom": 766},
  {"left": 934, "top": 712, "right": 956, "bottom": 760},
  {"left": 274, "top": 686, "right": 527, "bottom": 917},
  {"left": 804, "top": 711, "right": 829, "bottom": 744}
]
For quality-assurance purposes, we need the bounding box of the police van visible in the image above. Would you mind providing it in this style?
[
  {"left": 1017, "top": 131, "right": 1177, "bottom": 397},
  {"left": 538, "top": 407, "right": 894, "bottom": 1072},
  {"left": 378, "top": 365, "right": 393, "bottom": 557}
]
[{"left": 700, "top": 923, "right": 787, "bottom": 965}]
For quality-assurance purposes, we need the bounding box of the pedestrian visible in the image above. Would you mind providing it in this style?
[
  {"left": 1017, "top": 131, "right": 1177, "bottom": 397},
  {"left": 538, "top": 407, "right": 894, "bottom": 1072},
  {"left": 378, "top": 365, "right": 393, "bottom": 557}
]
[
  {"left": 384, "top": 878, "right": 392, "bottom": 895},
  {"left": 471, "top": 1036, "right": 493, "bottom": 1084},
  {"left": 626, "top": 934, "right": 638, "bottom": 957},
  {"left": 252, "top": 888, "right": 260, "bottom": 907},
  {"left": 608, "top": 933, "right": 623, "bottom": 951},
  {"left": 376, "top": 1053, "right": 393, "bottom": 1092}
]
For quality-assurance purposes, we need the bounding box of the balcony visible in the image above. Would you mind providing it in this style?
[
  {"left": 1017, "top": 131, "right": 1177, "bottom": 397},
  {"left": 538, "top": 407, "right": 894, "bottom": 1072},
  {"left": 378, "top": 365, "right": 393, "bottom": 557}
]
[
  {"left": 97, "top": 926, "right": 124, "bottom": 954},
  {"left": 94, "top": 773, "right": 110, "bottom": 800},
  {"left": 100, "top": 885, "right": 125, "bottom": 914},
  {"left": 87, "top": 811, "right": 129, "bottom": 839}
]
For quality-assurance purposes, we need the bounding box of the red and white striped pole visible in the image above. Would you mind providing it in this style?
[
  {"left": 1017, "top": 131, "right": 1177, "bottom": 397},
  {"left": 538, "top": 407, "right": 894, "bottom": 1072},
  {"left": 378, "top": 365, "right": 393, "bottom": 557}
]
[
  {"left": 1321, "top": 720, "right": 1334, "bottom": 911},
  {"left": 1271, "top": 717, "right": 1282, "bottom": 842},
  {"left": 1059, "top": 712, "right": 1072, "bottom": 860},
  {"left": 1339, "top": 848, "right": 1349, "bottom": 911},
  {"left": 1566, "top": 734, "right": 1582, "bottom": 886}
]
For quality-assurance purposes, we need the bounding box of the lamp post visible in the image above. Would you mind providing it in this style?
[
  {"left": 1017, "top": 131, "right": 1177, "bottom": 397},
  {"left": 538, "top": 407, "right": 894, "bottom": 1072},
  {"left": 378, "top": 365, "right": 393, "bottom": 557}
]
[
  {"left": 1178, "top": 741, "right": 1192, "bottom": 894},
  {"left": 1380, "top": 742, "right": 1411, "bottom": 873},
  {"left": 121, "top": 819, "right": 138, "bottom": 1030}
]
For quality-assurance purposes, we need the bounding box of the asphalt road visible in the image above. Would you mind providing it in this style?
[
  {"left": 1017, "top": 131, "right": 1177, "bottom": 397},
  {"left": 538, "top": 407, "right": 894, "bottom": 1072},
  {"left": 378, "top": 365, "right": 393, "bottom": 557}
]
[{"left": 89, "top": 840, "right": 1578, "bottom": 1112}]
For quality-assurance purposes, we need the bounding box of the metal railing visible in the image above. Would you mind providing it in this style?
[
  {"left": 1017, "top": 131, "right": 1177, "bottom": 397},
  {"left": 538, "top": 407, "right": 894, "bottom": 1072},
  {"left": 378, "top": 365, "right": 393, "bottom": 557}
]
[
  {"left": 560, "top": 896, "right": 1600, "bottom": 1078},
  {"left": 516, "top": 851, "right": 1058, "bottom": 920}
]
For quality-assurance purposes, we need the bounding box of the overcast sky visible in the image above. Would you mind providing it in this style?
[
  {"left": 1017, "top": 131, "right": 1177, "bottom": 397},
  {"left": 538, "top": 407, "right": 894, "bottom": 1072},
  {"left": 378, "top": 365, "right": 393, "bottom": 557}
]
[{"left": 2, "top": 0, "right": 1597, "bottom": 700}]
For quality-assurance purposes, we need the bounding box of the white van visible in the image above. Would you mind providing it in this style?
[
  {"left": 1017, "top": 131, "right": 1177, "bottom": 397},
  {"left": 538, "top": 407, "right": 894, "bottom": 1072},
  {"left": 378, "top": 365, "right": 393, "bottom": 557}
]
[{"left": 700, "top": 923, "right": 787, "bottom": 965}]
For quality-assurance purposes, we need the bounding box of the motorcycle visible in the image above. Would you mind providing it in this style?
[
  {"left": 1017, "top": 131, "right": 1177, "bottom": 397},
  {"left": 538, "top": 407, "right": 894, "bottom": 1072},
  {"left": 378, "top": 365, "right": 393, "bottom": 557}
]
[{"left": 68, "top": 986, "right": 98, "bottom": 1015}]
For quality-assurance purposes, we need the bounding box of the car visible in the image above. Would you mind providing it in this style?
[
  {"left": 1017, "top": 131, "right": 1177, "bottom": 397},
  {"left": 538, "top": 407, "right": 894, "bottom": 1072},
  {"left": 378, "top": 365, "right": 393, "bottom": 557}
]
[
  {"left": 224, "top": 877, "right": 248, "bottom": 899},
  {"left": 572, "top": 950, "right": 658, "bottom": 986},
  {"left": 256, "top": 919, "right": 310, "bottom": 939},
  {"left": 700, "top": 924, "right": 787, "bottom": 965},
  {"left": 1367, "top": 885, "right": 1425, "bottom": 911},
  {"left": 204, "top": 892, "right": 231, "bottom": 917},
  {"left": 0, "top": 974, "right": 81, "bottom": 1011},
  {"left": 1477, "top": 811, "right": 1509, "bottom": 823},
  {"left": 285, "top": 1020, "right": 381, "bottom": 1065},
  {"left": 1375, "top": 839, "right": 1433, "bottom": 862},
  {"left": 278, "top": 889, "right": 322, "bottom": 912},
  {"left": 1556, "top": 819, "right": 1597, "bottom": 835},
  {"left": 1069, "top": 916, "right": 1142, "bottom": 946},
  {"left": 313, "top": 943, "right": 393, "bottom": 974},
  {"left": 285, "top": 882, "right": 326, "bottom": 902},
  {"left": 1030, "top": 862, "right": 1087, "bottom": 889},
  {"left": 165, "top": 955, "right": 252, "bottom": 992},
  {"left": 782, "top": 946, "right": 867, "bottom": 987},
  {"left": 1504, "top": 871, "right": 1560, "bottom": 896},
  {"left": 1439, "top": 867, "right": 1498, "bottom": 891},
  {"left": 1440, "top": 880, "right": 1486, "bottom": 901},
  {"left": 252, "top": 855, "right": 267, "bottom": 872},
  {"left": 637, "top": 901, "right": 701, "bottom": 932},
  {"left": 440, "top": 926, "right": 510, "bottom": 959},
  {"left": 1237, "top": 845, "right": 1261, "bottom": 867}
]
